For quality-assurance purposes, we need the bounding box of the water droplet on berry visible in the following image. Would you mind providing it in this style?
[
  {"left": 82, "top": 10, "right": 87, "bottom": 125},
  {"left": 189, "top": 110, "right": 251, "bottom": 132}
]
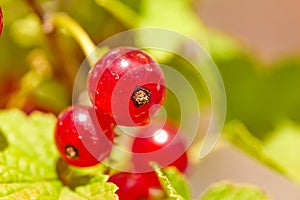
[
  {"left": 137, "top": 53, "right": 146, "bottom": 60},
  {"left": 153, "top": 129, "right": 169, "bottom": 144},
  {"left": 78, "top": 113, "right": 88, "bottom": 122},
  {"left": 120, "top": 59, "right": 129, "bottom": 68},
  {"left": 111, "top": 71, "right": 120, "bottom": 80},
  {"left": 145, "top": 64, "right": 153, "bottom": 72},
  {"left": 156, "top": 84, "right": 161, "bottom": 91}
]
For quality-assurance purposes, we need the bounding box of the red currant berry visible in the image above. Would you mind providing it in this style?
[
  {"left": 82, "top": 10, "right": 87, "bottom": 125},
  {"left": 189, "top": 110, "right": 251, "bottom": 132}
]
[
  {"left": 88, "top": 47, "right": 165, "bottom": 126},
  {"left": 108, "top": 172, "right": 151, "bottom": 200},
  {"left": 131, "top": 121, "right": 188, "bottom": 172},
  {"left": 0, "top": 7, "right": 3, "bottom": 36},
  {"left": 55, "top": 105, "right": 114, "bottom": 167}
]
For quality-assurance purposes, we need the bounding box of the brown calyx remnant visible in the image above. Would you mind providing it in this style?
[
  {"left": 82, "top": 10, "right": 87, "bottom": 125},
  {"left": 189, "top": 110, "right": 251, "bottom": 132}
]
[
  {"left": 65, "top": 145, "right": 79, "bottom": 159},
  {"left": 131, "top": 86, "right": 151, "bottom": 107}
]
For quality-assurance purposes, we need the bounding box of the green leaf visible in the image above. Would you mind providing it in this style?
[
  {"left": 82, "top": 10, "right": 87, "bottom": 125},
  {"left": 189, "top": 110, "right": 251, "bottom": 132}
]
[
  {"left": 59, "top": 187, "right": 87, "bottom": 200},
  {"left": 264, "top": 121, "right": 300, "bottom": 182},
  {"left": 55, "top": 161, "right": 119, "bottom": 200},
  {"left": 0, "top": 181, "right": 62, "bottom": 200},
  {"left": 58, "top": 175, "right": 119, "bottom": 200},
  {"left": 0, "top": 109, "right": 118, "bottom": 199},
  {"left": 0, "top": 149, "right": 55, "bottom": 182},
  {"left": 0, "top": 109, "right": 59, "bottom": 180},
  {"left": 199, "top": 181, "right": 269, "bottom": 200},
  {"left": 0, "top": 109, "right": 62, "bottom": 199},
  {"left": 151, "top": 163, "right": 187, "bottom": 200},
  {"left": 75, "top": 179, "right": 118, "bottom": 200},
  {"left": 164, "top": 167, "right": 192, "bottom": 200}
]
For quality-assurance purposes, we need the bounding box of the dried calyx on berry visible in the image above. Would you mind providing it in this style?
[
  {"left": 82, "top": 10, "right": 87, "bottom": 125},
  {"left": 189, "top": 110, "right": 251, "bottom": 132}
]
[
  {"left": 64, "top": 145, "right": 79, "bottom": 159},
  {"left": 131, "top": 86, "right": 151, "bottom": 107}
]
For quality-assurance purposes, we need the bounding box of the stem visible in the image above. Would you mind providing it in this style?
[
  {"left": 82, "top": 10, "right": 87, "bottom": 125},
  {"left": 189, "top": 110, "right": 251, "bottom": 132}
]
[
  {"left": 25, "top": 0, "right": 44, "bottom": 19},
  {"left": 49, "top": 13, "right": 99, "bottom": 66},
  {"left": 95, "top": 0, "right": 139, "bottom": 28}
]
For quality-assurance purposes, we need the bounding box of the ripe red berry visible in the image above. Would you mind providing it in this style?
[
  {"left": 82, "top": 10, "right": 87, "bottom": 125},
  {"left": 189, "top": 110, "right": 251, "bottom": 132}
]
[
  {"left": 88, "top": 47, "right": 165, "bottom": 126},
  {"left": 0, "top": 7, "right": 3, "bottom": 36},
  {"left": 131, "top": 121, "right": 188, "bottom": 173},
  {"left": 108, "top": 172, "right": 151, "bottom": 200},
  {"left": 55, "top": 105, "right": 114, "bottom": 167}
]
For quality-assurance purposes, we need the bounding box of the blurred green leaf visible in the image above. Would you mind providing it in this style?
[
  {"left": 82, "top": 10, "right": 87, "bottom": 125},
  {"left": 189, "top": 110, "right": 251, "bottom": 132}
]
[
  {"left": 96, "top": 0, "right": 208, "bottom": 62},
  {"left": 207, "top": 28, "right": 246, "bottom": 61},
  {"left": 199, "top": 181, "right": 269, "bottom": 200},
  {"left": 264, "top": 121, "right": 300, "bottom": 182},
  {"left": 223, "top": 120, "right": 300, "bottom": 183},
  {"left": 216, "top": 52, "right": 300, "bottom": 137},
  {"left": 223, "top": 121, "right": 289, "bottom": 179},
  {"left": 139, "top": 0, "right": 207, "bottom": 46}
]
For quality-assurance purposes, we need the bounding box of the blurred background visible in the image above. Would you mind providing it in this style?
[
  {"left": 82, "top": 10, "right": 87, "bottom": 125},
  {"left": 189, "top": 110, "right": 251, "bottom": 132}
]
[
  {"left": 195, "top": 0, "right": 300, "bottom": 199},
  {"left": 1, "top": 0, "right": 300, "bottom": 199},
  {"left": 198, "top": 0, "right": 300, "bottom": 62}
]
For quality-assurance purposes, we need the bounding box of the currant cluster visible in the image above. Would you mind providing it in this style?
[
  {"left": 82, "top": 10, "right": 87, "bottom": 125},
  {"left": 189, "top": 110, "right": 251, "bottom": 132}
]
[
  {"left": 109, "top": 121, "right": 188, "bottom": 199},
  {"left": 55, "top": 47, "right": 189, "bottom": 199}
]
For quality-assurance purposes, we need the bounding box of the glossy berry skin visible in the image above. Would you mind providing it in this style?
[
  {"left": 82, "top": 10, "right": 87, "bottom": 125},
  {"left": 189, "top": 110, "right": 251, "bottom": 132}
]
[
  {"left": 0, "top": 7, "right": 3, "bottom": 36},
  {"left": 88, "top": 47, "right": 165, "bottom": 126},
  {"left": 108, "top": 172, "right": 152, "bottom": 200},
  {"left": 55, "top": 105, "right": 114, "bottom": 167},
  {"left": 132, "top": 121, "right": 188, "bottom": 173}
]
